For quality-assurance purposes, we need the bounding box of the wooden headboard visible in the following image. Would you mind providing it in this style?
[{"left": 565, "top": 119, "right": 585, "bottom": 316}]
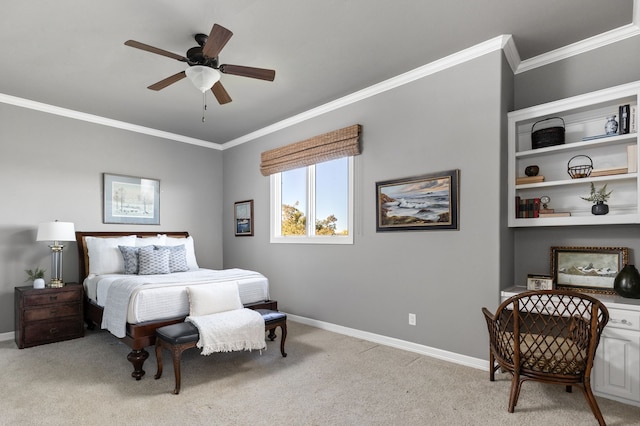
[{"left": 75, "top": 231, "right": 190, "bottom": 280}]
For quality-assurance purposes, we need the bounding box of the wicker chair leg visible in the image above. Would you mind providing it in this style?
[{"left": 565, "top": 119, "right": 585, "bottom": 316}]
[
  {"left": 489, "top": 352, "right": 495, "bottom": 382},
  {"left": 508, "top": 375, "right": 521, "bottom": 412},
  {"left": 581, "top": 381, "right": 606, "bottom": 426},
  {"left": 565, "top": 385, "right": 572, "bottom": 393}
]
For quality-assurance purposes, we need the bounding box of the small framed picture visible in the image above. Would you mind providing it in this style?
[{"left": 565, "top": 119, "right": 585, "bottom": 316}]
[
  {"left": 527, "top": 274, "right": 554, "bottom": 290},
  {"left": 234, "top": 200, "right": 254, "bottom": 236}
]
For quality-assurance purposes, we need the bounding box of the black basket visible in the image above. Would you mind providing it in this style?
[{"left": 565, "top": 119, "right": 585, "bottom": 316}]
[
  {"left": 532, "top": 117, "right": 565, "bottom": 149},
  {"left": 567, "top": 155, "right": 593, "bottom": 179}
]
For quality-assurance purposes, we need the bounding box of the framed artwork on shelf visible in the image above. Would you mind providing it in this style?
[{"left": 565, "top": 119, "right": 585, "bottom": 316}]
[
  {"left": 234, "top": 199, "right": 254, "bottom": 236},
  {"left": 376, "top": 169, "right": 459, "bottom": 232},
  {"left": 551, "top": 246, "right": 628, "bottom": 294},
  {"left": 103, "top": 173, "right": 160, "bottom": 225},
  {"left": 527, "top": 274, "right": 554, "bottom": 290}
]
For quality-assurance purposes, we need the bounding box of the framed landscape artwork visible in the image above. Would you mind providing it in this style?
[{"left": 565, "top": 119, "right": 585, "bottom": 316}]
[
  {"left": 376, "top": 169, "right": 459, "bottom": 232},
  {"left": 234, "top": 200, "right": 254, "bottom": 236},
  {"left": 103, "top": 173, "right": 160, "bottom": 225},
  {"left": 551, "top": 246, "right": 628, "bottom": 294}
]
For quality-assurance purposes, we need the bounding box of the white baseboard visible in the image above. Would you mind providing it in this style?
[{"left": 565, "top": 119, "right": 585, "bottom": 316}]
[
  {"left": 286, "top": 314, "right": 489, "bottom": 371},
  {"left": 0, "top": 331, "right": 15, "bottom": 343}
]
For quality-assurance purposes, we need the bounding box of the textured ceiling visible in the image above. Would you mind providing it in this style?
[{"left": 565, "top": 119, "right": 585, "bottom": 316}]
[{"left": 0, "top": 1, "right": 634, "bottom": 145}]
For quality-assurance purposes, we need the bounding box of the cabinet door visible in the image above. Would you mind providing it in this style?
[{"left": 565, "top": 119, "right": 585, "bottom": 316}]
[{"left": 593, "top": 326, "right": 640, "bottom": 404}]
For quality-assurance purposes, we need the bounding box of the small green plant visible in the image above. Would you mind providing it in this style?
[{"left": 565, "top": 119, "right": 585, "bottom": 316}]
[
  {"left": 25, "top": 267, "right": 45, "bottom": 282},
  {"left": 580, "top": 182, "right": 612, "bottom": 204}
]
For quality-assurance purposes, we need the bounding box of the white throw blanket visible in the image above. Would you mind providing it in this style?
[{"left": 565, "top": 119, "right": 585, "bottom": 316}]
[
  {"left": 186, "top": 308, "right": 266, "bottom": 355},
  {"left": 101, "top": 269, "right": 265, "bottom": 338}
]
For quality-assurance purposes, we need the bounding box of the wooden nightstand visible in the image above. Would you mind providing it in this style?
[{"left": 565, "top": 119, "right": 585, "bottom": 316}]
[{"left": 14, "top": 283, "right": 84, "bottom": 348}]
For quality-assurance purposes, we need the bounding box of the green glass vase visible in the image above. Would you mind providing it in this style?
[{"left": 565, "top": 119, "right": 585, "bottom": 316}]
[{"left": 613, "top": 264, "right": 640, "bottom": 299}]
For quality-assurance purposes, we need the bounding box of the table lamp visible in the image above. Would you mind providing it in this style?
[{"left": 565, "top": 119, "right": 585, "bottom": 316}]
[{"left": 36, "top": 220, "right": 76, "bottom": 288}]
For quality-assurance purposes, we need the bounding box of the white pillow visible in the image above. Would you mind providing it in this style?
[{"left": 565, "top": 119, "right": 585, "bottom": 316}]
[
  {"left": 165, "top": 236, "right": 199, "bottom": 269},
  {"left": 86, "top": 235, "right": 137, "bottom": 275},
  {"left": 135, "top": 234, "right": 167, "bottom": 247},
  {"left": 187, "top": 282, "right": 242, "bottom": 316}
]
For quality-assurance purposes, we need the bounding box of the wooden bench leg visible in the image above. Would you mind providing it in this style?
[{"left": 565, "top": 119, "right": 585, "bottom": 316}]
[
  {"left": 279, "top": 322, "right": 287, "bottom": 358},
  {"left": 154, "top": 340, "right": 164, "bottom": 380}
]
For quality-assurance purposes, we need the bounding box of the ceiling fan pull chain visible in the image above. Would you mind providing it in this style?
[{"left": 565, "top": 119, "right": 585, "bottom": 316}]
[{"left": 202, "top": 91, "right": 207, "bottom": 123}]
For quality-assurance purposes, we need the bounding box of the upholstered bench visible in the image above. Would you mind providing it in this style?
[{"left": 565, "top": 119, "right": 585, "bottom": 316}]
[{"left": 154, "top": 309, "right": 287, "bottom": 394}]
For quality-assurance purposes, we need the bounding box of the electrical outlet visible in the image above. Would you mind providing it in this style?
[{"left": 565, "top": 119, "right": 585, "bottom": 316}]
[{"left": 408, "top": 313, "right": 416, "bottom": 326}]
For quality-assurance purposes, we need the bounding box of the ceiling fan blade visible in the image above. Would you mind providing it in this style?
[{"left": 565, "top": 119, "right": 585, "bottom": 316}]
[
  {"left": 211, "top": 81, "right": 232, "bottom": 104},
  {"left": 202, "top": 24, "right": 233, "bottom": 58},
  {"left": 147, "top": 71, "right": 187, "bottom": 91},
  {"left": 125, "top": 40, "right": 187, "bottom": 62},
  {"left": 219, "top": 64, "right": 275, "bottom": 81}
]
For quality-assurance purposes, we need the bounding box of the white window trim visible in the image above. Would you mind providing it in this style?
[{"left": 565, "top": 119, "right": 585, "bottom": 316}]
[{"left": 270, "top": 156, "right": 354, "bottom": 244}]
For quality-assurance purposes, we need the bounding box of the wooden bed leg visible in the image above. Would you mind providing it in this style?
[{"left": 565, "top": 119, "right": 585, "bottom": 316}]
[{"left": 127, "top": 349, "right": 149, "bottom": 380}]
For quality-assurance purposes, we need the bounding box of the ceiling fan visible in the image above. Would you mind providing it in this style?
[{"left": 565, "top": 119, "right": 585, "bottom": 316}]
[{"left": 125, "top": 23, "right": 276, "bottom": 105}]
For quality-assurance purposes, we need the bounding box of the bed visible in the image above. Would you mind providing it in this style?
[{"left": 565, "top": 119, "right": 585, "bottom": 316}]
[{"left": 76, "top": 231, "right": 276, "bottom": 380}]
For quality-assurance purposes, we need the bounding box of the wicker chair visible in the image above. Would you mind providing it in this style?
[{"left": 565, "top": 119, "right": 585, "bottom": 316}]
[{"left": 482, "top": 290, "right": 609, "bottom": 425}]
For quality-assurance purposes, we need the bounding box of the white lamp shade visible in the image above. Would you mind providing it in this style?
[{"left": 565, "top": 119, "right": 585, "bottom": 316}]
[
  {"left": 185, "top": 66, "right": 221, "bottom": 92},
  {"left": 36, "top": 221, "right": 76, "bottom": 242}
]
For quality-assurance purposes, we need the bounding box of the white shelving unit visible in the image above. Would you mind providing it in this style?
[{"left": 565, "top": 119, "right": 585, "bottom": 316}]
[{"left": 508, "top": 82, "right": 640, "bottom": 227}]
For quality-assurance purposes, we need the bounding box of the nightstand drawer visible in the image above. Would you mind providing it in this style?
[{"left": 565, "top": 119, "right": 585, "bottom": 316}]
[
  {"left": 23, "top": 318, "right": 84, "bottom": 346},
  {"left": 23, "top": 303, "right": 81, "bottom": 322},
  {"left": 22, "top": 290, "right": 81, "bottom": 307}
]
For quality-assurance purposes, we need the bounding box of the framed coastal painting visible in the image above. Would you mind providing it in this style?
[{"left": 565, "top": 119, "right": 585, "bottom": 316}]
[
  {"left": 376, "top": 169, "right": 459, "bottom": 232},
  {"left": 234, "top": 199, "right": 254, "bottom": 236},
  {"left": 551, "top": 246, "right": 628, "bottom": 294},
  {"left": 103, "top": 173, "right": 160, "bottom": 225}
]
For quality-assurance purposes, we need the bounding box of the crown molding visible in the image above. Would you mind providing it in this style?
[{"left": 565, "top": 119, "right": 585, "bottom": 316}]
[
  {"left": 222, "top": 35, "right": 511, "bottom": 149},
  {"left": 0, "top": 93, "right": 223, "bottom": 150},
  {"left": 516, "top": 6, "right": 640, "bottom": 74}
]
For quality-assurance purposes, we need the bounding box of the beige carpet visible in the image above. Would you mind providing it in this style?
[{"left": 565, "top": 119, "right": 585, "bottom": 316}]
[{"left": 1, "top": 321, "right": 638, "bottom": 425}]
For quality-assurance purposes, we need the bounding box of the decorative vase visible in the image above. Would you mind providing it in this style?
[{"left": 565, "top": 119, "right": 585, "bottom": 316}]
[
  {"left": 524, "top": 165, "right": 539, "bottom": 176},
  {"left": 33, "top": 278, "right": 45, "bottom": 289},
  {"left": 591, "top": 201, "right": 609, "bottom": 215},
  {"left": 605, "top": 115, "right": 618, "bottom": 135},
  {"left": 613, "top": 264, "right": 640, "bottom": 299}
]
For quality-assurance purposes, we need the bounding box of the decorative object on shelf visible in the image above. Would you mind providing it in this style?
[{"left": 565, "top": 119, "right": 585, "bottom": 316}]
[
  {"left": 580, "top": 182, "right": 612, "bottom": 215},
  {"left": 605, "top": 114, "right": 618, "bottom": 135},
  {"left": 539, "top": 195, "right": 553, "bottom": 214},
  {"left": 376, "top": 169, "right": 459, "bottom": 231},
  {"left": 36, "top": 221, "right": 76, "bottom": 288},
  {"left": 234, "top": 199, "right": 254, "bottom": 236},
  {"left": 567, "top": 155, "right": 593, "bottom": 179},
  {"left": 25, "top": 267, "right": 46, "bottom": 289},
  {"left": 531, "top": 117, "right": 565, "bottom": 149},
  {"left": 524, "top": 165, "right": 539, "bottom": 176},
  {"left": 619, "top": 105, "right": 630, "bottom": 134},
  {"left": 103, "top": 173, "right": 160, "bottom": 225},
  {"left": 551, "top": 246, "right": 628, "bottom": 294},
  {"left": 613, "top": 264, "right": 640, "bottom": 298},
  {"left": 526, "top": 274, "right": 554, "bottom": 290},
  {"left": 515, "top": 175, "right": 544, "bottom": 185}
]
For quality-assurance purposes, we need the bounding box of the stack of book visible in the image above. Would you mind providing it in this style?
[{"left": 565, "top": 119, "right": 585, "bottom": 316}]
[
  {"left": 516, "top": 175, "right": 544, "bottom": 185},
  {"left": 515, "top": 197, "right": 540, "bottom": 218}
]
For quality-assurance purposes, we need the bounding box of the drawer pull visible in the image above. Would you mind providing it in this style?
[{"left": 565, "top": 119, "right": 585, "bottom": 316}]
[
  {"left": 49, "top": 295, "right": 58, "bottom": 301},
  {"left": 610, "top": 318, "right": 631, "bottom": 326},
  {"left": 49, "top": 327, "right": 59, "bottom": 335},
  {"left": 50, "top": 310, "right": 57, "bottom": 315}
]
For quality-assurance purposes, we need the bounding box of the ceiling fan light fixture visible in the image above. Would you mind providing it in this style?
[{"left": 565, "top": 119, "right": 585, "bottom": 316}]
[{"left": 185, "top": 65, "right": 220, "bottom": 92}]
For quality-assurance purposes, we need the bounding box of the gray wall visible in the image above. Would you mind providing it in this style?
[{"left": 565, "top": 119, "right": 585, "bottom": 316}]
[
  {"left": 0, "top": 104, "right": 224, "bottom": 333},
  {"left": 512, "top": 34, "right": 640, "bottom": 284},
  {"left": 222, "top": 51, "right": 513, "bottom": 360}
]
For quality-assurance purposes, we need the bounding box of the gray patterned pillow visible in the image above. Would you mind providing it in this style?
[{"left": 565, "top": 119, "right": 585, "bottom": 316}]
[
  {"left": 118, "top": 245, "right": 142, "bottom": 275},
  {"left": 138, "top": 246, "right": 170, "bottom": 275},
  {"left": 155, "top": 244, "right": 189, "bottom": 273}
]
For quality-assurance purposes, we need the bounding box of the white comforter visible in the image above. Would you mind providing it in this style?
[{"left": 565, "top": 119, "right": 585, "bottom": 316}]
[{"left": 100, "top": 269, "right": 266, "bottom": 338}]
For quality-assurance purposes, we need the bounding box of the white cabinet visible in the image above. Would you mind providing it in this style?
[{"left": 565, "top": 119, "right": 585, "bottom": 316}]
[
  {"left": 501, "top": 287, "right": 640, "bottom": 407},
  {"left": 508, "top": 82, "right": 640, "bottom": 227},
  {"left": 593, "top": 307, "right": 640, "bottom": 406}
]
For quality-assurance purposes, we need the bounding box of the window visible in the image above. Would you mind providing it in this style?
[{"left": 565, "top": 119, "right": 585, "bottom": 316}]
[{"left": 270, "top": 156, "right": 354, "bottom": 244}]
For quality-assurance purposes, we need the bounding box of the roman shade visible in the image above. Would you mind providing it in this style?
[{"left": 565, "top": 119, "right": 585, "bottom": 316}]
[{"left": 260, "top": 124, "right": 361, "bottom": 176}]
